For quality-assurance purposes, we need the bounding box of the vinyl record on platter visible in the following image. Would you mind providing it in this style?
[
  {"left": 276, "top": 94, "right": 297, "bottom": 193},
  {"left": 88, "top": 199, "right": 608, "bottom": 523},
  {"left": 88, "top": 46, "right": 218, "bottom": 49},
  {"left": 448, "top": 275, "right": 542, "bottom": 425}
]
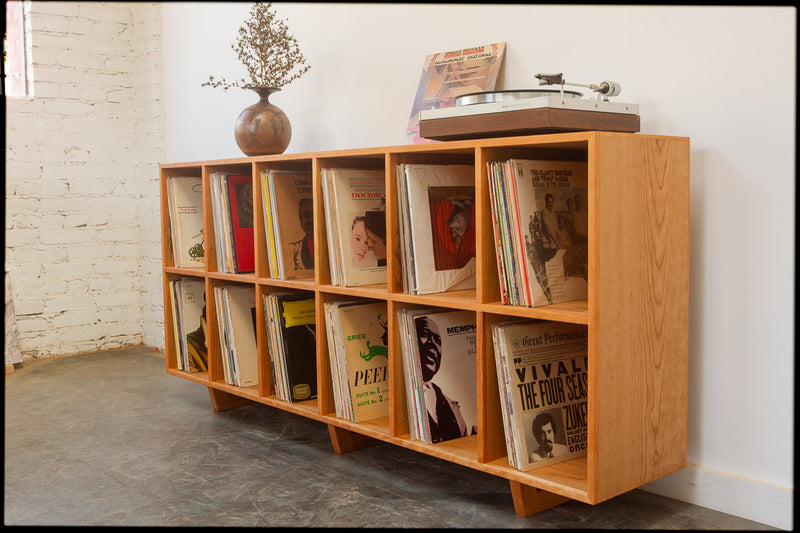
[{"left": 455, "top": 89, "right": 584, "bottom": 106}]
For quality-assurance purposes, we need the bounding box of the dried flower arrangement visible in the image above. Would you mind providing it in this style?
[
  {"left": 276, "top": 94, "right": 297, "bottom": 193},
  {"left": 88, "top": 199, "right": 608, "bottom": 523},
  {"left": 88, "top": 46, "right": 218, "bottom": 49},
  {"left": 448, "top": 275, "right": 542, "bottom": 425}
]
[{"left": 203, "top": 2, "right": 310, "bottom": 91}]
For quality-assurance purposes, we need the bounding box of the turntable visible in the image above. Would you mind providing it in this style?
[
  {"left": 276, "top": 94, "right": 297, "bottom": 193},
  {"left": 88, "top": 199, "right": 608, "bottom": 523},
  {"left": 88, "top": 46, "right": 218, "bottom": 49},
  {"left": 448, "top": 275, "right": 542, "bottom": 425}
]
[{"left": 418, "top": 73, "right": 640, "bottom": 141}]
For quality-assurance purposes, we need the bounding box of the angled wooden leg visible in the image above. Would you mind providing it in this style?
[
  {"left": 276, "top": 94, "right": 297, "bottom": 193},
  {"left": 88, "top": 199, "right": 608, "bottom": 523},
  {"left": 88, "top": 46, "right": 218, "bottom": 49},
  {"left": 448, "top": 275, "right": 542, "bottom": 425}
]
[
  {"left": 327, "top": 424, "right": 380, "bottom": 454},
  {"left": 509, "top": 481, "right": 569, "bottom": 517},
  {"left": 207, "top": 387, "right": 255, "bottom": 411}
]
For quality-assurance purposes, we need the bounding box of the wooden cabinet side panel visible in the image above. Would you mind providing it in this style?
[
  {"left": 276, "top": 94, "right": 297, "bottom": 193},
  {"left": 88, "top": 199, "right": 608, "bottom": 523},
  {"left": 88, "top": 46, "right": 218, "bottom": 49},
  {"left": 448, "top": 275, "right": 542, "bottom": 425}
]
[{"left": 590, "top": 134, "right": 690, "bottom": 502}]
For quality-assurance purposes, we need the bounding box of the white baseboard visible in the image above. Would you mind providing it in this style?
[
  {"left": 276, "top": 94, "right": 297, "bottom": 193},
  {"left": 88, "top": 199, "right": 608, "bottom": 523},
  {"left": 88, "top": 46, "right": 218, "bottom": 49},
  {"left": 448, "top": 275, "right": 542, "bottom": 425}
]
[{"left": 640, "top": 464, "right": 793, "bottom": 531}]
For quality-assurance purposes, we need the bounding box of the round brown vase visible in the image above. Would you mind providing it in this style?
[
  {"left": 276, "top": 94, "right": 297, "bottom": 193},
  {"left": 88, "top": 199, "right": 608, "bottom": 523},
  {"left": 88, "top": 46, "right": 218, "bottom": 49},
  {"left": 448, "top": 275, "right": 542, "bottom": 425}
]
[{"left": 234, "top": 87, "right": 291, "bottom": 156}]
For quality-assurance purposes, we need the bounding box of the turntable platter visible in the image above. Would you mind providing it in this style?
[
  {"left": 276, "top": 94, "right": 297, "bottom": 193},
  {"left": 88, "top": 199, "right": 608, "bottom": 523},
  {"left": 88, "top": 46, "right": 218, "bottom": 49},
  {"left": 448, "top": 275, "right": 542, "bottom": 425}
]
[{"left": 455, "top": 89, "right": 584, "bottom": 106}]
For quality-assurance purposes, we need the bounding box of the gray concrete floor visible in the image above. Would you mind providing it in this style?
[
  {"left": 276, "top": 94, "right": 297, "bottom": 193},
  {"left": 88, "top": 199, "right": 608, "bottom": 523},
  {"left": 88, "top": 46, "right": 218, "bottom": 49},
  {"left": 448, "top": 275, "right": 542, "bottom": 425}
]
[{"left": 4, "top": 345, "right": 780, "bottom": 529}]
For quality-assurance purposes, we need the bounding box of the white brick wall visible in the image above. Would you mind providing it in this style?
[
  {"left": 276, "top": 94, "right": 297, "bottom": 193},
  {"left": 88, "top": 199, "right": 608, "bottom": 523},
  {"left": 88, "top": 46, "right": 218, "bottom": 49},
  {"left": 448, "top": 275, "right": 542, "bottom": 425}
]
[{"left": 5, "top": 2, "right": 165, "bottom": 358}]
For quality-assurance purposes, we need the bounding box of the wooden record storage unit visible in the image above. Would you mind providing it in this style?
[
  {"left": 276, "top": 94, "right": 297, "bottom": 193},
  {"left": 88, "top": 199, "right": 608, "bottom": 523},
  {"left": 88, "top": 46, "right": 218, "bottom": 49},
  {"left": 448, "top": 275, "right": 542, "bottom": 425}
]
[{"left": 160, "top": 131, "right": 690, "bottom": 517}]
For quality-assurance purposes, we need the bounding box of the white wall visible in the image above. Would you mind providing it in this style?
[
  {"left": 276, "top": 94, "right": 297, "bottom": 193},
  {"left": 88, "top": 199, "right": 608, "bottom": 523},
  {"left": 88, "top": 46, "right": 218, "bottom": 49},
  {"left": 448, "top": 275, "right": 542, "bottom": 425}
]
[{"left": 161, "top": 4, "right": 795, "bottom": 529}]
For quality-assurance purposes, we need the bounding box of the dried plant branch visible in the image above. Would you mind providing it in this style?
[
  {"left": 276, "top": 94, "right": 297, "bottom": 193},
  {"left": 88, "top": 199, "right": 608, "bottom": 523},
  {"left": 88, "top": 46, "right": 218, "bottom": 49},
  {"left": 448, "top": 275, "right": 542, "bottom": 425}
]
[{"left": 202, "top": 2, "right": 310, "bottom": 91}]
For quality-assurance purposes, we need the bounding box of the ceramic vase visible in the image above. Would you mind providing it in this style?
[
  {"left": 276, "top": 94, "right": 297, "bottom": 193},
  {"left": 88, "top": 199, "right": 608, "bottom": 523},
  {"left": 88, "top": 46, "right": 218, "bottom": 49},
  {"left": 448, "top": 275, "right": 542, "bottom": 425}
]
[{"left": 234, "top": 87, "right": 292, "bottom": 156}]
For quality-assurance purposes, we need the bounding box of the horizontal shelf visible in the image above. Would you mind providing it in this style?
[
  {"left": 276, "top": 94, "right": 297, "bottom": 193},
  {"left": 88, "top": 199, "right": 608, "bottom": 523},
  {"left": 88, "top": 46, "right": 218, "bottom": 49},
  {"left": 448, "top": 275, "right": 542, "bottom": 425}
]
[
  {"left": 166, "top": 366, "right": 590, "bottom": 503},
  {"left": 485, "top": 456, "right": 590, "bottom": 503},
  {"left": 164, "top": 266, "right": 206, "bottom": 277},
  {"left": 256, "top": 396, "right": 321, "bottom": 419},
  {"left": 482, "top": 300, "right": 589, "bottom": 325},
  {"left": 167, "top": 368, "right": 210, "bottom": 384},
  {"left": 255, "top": 277, "right": 316, "bottom": 291},
  {"left": 206, "top": 271, "right": 258, "bottom": 283},
  {"left": 319, "top": 414, "right": 393, "bottom": 441},
  {"left": 164, "top": 270, "right": 587, "bottom": 319},
  {"left": 321, "top": 423, "right": 590, "bottom": 503},
  {"left": 390, "top": 289, "right": 479, "bottom": 310},
  {"left": 316, "top": 283, "right": 390, "bottom": 299}
]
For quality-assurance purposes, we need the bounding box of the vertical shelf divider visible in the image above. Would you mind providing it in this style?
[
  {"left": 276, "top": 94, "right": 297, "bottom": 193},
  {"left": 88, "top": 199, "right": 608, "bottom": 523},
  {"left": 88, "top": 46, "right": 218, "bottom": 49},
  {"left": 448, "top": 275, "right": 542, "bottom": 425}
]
[{"left": 315, "top": 290, "right": 336, "bottom": 418}]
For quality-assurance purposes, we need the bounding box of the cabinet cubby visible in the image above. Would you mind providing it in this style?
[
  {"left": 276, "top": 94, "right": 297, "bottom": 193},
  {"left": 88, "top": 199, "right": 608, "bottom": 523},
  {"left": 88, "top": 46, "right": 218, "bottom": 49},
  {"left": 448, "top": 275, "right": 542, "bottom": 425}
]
[{"left": 160, "top": 131, "right": 689, "bottom": 515}]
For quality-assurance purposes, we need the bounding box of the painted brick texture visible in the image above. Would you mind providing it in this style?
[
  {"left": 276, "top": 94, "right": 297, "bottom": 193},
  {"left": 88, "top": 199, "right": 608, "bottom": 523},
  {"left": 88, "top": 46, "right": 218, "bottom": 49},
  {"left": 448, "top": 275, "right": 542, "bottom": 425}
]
[{"left": 5, "top": 2, "right": 165, "bottom": 358}]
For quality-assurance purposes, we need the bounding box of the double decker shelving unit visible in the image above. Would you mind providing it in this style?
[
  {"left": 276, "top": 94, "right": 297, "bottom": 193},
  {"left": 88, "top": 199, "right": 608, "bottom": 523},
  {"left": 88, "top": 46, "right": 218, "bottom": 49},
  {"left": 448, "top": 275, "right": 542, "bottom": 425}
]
[{"left": 160, "top": 131, "right": 690, "bottom": 516}]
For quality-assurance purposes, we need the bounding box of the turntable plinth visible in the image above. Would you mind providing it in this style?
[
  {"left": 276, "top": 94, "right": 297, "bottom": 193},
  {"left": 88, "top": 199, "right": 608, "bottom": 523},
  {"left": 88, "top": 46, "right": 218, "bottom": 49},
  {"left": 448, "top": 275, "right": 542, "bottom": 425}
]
[{"left": 419, "top": 107, "right": 641, "bottom": 141}]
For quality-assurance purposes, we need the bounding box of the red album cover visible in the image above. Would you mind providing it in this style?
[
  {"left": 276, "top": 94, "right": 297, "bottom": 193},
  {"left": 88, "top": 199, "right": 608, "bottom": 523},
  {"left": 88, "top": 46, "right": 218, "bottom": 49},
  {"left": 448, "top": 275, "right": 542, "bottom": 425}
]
[
  {"left": 428, "top": 192, "right": 476, "bottom": 272},
  {"left": 226, "top": 175, "right": 255, "bottom": 273}
]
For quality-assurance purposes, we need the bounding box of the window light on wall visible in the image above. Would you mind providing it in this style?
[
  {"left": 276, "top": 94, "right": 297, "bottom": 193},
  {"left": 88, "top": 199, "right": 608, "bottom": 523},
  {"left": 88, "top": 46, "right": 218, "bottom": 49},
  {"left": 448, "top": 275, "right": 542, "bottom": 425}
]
[{"left": 4, "top": 0, "right": 33, "bottom": 97}]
